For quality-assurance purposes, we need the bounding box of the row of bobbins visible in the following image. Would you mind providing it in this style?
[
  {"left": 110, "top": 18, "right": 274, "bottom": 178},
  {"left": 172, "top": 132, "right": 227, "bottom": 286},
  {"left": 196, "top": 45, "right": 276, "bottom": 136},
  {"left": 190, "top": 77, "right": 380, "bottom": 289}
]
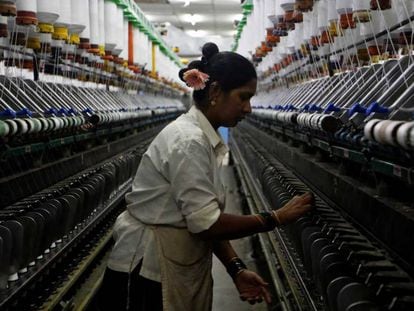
[
  {"left": 364, "top": 118, "right": 414, "bottom": 149},
  {"left": 296, "top": 112, "right": 342, "bottom": 133},
  {"left": 253, "top": 109, "right": 342, "bottom": 133},
  {"left": 89, "top": 109, "right": 155, "bottom": 126},
  {"left": 0, "top": 115, "right": 87, "bottom": 137},
  {"left": 0, "top": 150, "right": 140, "bottom": 290}
]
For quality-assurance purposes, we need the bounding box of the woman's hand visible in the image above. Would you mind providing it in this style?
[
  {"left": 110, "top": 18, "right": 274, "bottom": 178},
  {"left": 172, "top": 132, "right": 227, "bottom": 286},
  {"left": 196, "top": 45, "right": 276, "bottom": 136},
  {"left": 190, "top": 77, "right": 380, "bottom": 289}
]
[
  {"left": 273, "top": 192, "right": 314, "bottom": 225},
  {"left": 234, "top": 270, "right": 271, "bottom": 304}
]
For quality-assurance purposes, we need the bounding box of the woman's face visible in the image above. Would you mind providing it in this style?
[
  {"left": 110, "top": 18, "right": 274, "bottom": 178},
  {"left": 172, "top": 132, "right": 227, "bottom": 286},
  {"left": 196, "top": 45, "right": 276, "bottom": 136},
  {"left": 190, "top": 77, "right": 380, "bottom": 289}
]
[{"left": 213, "top": 78, "right": 257, "bottom": 128}]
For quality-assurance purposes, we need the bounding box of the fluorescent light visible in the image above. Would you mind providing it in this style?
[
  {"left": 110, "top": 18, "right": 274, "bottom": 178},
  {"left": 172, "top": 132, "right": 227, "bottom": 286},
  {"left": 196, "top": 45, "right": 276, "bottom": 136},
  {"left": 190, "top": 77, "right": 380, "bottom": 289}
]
[
  {"left": 181, "top": 14, "right": 203, "bottom": 26},
  {"left": 145, "top": 14, "right": 156, "bottom": 21},
  {"left": 186, "top": 30, "right": 208, "bottom": 37}
]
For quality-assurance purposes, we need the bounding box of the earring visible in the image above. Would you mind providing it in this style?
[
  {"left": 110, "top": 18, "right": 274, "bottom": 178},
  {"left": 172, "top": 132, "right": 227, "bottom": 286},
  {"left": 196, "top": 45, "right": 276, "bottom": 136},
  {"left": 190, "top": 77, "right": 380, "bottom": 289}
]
[{"left": 211, "top": 100, "right": 216, "bottom": 106}]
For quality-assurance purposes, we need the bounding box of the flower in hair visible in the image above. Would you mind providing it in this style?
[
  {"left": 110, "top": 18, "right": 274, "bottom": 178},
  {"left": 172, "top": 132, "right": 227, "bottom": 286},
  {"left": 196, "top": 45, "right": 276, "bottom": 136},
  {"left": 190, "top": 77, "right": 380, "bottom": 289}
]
[{"left": 183, "top": 69, "right": 210, "bottom": 90}]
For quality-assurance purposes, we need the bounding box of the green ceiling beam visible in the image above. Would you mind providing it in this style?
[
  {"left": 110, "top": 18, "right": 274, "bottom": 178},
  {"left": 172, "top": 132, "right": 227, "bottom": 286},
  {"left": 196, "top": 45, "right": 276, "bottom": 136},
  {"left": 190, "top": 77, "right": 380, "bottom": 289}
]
[{"left": 111, "top": 0, "right": 183, "bottom": 67}]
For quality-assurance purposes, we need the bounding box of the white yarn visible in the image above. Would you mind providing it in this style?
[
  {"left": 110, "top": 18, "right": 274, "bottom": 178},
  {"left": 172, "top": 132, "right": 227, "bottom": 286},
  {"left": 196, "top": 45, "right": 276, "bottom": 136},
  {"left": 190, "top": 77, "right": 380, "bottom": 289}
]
[{"left": 16, "top": 0, "right": 36, "bottom": 12}]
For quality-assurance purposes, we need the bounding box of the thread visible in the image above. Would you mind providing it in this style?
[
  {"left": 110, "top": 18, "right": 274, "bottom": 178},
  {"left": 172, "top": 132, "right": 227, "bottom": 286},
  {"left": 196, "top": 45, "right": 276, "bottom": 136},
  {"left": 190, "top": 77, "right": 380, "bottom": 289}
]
[
  {"left": 53, "top": 26, "right": 68, "bottom": 41},
  {"left": 38, "top": 23, "right": 53, "bottom": 34}
]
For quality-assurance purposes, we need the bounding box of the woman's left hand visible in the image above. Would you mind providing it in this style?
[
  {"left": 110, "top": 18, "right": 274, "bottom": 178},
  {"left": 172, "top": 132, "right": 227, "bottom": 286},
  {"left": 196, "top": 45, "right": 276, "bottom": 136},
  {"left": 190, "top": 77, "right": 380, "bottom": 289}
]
[{"left": 234, "top": 270, "right": 272, "bottom": 304}]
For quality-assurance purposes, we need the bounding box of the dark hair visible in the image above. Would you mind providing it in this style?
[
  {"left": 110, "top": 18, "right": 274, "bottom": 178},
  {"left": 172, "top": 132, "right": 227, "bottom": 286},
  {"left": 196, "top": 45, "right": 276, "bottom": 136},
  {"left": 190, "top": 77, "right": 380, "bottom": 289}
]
[{"left": 179, "top": 42, "right": 257, "bottom": 107}]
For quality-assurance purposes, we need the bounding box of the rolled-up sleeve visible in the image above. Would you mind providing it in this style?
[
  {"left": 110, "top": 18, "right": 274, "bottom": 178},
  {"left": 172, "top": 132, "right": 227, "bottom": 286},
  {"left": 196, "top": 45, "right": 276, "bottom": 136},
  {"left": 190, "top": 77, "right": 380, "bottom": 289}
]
[{"left": 169, "top": 140, "right": 221, "bottom": 233}]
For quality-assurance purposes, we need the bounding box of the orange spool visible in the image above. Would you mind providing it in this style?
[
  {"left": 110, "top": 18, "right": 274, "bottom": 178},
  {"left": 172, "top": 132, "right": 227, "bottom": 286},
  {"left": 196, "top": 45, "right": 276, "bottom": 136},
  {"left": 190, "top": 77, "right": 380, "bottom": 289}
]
[
  {"left": 368, "top": 45, "right": 382, "bottom": 56},
  {"left": 88, "top": 44, "right": 100, "bottom": 55},
  {"left": 296, "top": 0, "right": 313, "bottom": 12},
  {"left": 0, "top": 1, "right": 16, "bottom": 16},
  {"left": 320, "top": 30, "right": 330, "bottom": 44},
  {"left": 339, "top": 13, "right": 355, "bottom": 29},
  {"left": 310, "top": 36, "right": 320, "bottom": 47},
  {"left": 79, "top": 38, "right": 91, "bottom": 50},
  {"left": 370, "top": 0, "right": 391, "bottom": 10},
  {"left": 102, "top": 50, "right": 114, "bottom": 61},
  {"left": 16, "top": 10, "right": 37, "bottom": 26},
  {"left": 284, "top": 10, "right": 295, "bottom": 23}
]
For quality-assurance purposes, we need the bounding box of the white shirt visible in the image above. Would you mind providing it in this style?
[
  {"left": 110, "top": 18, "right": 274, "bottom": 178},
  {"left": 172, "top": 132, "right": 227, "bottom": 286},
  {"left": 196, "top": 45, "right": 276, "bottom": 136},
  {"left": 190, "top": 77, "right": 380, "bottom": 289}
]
[{"left": 107, "top": 106, "right": 229, "bottom": 281}]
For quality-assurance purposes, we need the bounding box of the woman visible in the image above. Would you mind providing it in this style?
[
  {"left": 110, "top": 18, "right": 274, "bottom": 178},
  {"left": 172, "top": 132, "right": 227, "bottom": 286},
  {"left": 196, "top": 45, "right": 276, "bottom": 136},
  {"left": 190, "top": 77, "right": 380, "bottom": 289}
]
[{"left": 97, "top": 43, "right": 313, "bottom": 311}]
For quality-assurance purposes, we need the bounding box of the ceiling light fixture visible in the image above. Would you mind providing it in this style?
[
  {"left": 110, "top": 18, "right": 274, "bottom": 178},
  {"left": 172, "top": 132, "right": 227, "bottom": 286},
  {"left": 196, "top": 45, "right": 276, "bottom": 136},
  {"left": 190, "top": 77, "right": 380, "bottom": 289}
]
[
  {"left": 183, "top": 0, "right": 191, "bottom": 7},
  {"left": 186, "top": 29, "right": 208, "bottom": 37},
  {"left": 182, "top": 14, "right": 202, "bottom": 26}
]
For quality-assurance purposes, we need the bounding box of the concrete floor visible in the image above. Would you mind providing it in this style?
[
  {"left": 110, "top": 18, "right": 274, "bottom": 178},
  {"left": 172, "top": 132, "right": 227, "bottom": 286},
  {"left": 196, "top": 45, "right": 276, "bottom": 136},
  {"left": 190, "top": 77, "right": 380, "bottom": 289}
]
[{"left": 212, "top": 163, "right": 269, "bottom": 311}]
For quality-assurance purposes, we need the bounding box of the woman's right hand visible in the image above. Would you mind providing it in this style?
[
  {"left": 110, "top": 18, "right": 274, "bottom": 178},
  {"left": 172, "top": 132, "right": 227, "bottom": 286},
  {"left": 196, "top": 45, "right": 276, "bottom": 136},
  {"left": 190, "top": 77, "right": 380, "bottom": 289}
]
[{"left": 273, "top": 192, "right": 314, "bottom": 225}]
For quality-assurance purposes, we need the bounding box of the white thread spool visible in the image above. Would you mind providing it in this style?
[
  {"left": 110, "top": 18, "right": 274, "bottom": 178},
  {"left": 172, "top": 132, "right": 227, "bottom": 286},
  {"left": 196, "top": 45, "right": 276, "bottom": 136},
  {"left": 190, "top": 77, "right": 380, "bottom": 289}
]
[
  {"left": 275, "top": 0, "right": 284, "bottom": 18},
  {"left": 133, "top": 27, "right": 141, "bottom": 65},
  {"left": 119, "top": 18, "right": 128, "bottom": 60},
  {"left": 373, "top": 120, "right": 392, "bottom": 144},
  {"left": 253, "top": 0, "right": 262, "bottom": 48},
  {"left": 14, "top": 118, "right": 29, "bottom": 135},
  {"left": 310, "top": 9, "right": 319, "bottom": 38},
  {"left": 112, "top": 6, "right": 124, "bottom": 56},
  {"left": 98, "top": 0, "right": 105, "bottom": 46},
  {"left": 0, "top": 120, "right": 9, "bottom": 137},
  {"left": 280, "top": 0, "right": 295, "bottom": 12},
  {"left": 119, "top": 15, "right": 127, "bottom": 59},
  {"left": 328, "top": 0, "right": 338, "bottom": 21},
  {"left": 336, "top": 0, "right": 353, "bottom": 14},
  {"left": 265, "top": 0, "right": 275, "bottom": 28},
  {"left": 89, "top": 0, "right": 99, "bottom": 46},
  {"left": 303, "top": 12, "right": 312, "bottom": 41},
  {"left": 318, "top": 0, "right": 329, "bottom": 30},
  {"left": 55, "top": 0, "right": 71, "bottom": 27},
  {"left": 36, "top": 0, "right": 58, "bottom": 24},
  {"left": 72, "top": 0, "right": 90, "bottom": 40},
  {"left": 364, "top": 119, "right": 382, "bottom": 141},
  {"left": 352, "top": 0, "right": 370, "bottom": 11},
  {"left": 5, "top": 119, "right": 18, "bottom": 136},
  {"left": 396, "top": 121, "right": 414, "bottom": 149},
  {"left": 384, "top": 120, "right": 405, "bottom": 146},
  {"left": 16, "top": 0, "right": 37, "bottom": 25},
  {"left": 259, "top": 0, "right": 266, "bottom": 39},
  {"left": 16, "top": 0, "right": 36, "bottom": 12},
  {"left": 54, "top": 1, "right": 70, "bottom": 51},
  {"left": 104, "top": 1, "right": 117, "bottom": 51},
  {"left": 266, "top": 0, "right": 277, "bottom": 25}
]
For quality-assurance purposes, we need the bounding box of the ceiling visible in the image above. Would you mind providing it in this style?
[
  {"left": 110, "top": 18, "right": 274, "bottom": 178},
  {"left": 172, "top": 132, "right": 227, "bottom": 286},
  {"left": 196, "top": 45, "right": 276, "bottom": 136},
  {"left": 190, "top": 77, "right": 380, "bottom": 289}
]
[{"left": 135, "top": 0, "right": 243, "bottom": 56}]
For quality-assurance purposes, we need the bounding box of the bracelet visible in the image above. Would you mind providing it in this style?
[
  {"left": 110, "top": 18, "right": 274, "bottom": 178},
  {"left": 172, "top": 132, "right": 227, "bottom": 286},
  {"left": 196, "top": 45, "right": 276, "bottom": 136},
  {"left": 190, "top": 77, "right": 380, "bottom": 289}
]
[
  {"left": 258, "top": 211, "right": 277, "bottom": 230},
  {"left": 226, "top": 257, "right": 247, "bottom": 279}
]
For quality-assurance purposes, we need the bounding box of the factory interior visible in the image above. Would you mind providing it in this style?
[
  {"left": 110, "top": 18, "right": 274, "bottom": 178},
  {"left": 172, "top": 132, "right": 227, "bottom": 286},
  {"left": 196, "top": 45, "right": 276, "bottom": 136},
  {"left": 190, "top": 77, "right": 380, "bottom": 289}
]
[{"left": 0, "top": 0, "right": 413, "bottom": 310}]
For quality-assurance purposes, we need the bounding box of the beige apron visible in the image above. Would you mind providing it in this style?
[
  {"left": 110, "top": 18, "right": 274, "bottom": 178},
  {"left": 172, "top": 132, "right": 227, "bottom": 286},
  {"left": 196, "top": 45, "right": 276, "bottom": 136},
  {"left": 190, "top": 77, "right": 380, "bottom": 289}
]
[{"left": 152, "top": 226, "right": 213, "bottom": 311}]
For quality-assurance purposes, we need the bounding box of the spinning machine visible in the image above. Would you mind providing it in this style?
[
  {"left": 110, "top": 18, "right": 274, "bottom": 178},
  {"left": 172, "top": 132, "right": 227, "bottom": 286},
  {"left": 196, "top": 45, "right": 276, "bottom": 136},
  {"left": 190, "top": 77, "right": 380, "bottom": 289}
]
[
  {"left": 0, "top": 0, "right": 185, "bottom": 310},
  {"left": 232, "top": 0, "right": 414, "bottom": 310}
]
